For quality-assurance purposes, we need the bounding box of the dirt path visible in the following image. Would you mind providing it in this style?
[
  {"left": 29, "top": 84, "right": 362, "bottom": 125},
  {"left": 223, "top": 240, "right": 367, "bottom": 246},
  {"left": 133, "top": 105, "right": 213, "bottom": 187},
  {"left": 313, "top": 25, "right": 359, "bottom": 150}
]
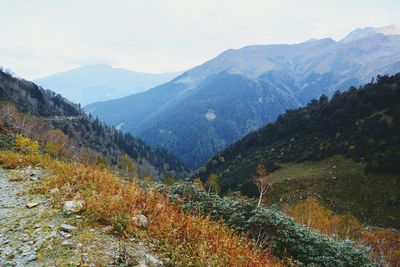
[
  {"left": 0, "top": 167, "right": 163, "bottom": 266},
  {"left": 0, "top": 167, "right": 48, "bottom": 266}
]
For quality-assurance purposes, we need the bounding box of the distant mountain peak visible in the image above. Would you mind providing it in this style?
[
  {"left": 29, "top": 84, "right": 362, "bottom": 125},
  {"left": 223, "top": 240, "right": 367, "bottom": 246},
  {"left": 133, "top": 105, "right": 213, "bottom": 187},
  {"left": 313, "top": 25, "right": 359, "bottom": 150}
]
[
  {"left": 87, "top": 26, "right": 400, "bottom": 169},
  {"left": 340, "top": 25, "right": 400, "bottom": 43},
  {"left": 35, "top": 66, "right": 181, "bottom": 105},
  {"left": 376, "top": 25, "right": 400, "bottom": 35}
]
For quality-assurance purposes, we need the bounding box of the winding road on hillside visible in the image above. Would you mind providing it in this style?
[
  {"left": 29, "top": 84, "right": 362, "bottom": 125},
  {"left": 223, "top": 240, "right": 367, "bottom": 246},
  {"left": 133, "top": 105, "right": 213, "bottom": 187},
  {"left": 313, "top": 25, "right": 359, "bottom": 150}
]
[{"left": 42, "top": 115, "right": 84, "bottom": 122}]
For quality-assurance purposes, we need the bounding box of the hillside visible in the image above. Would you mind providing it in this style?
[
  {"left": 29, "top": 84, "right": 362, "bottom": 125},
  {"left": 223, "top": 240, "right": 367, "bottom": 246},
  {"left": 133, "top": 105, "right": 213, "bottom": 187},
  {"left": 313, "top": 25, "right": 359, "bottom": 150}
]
[
  {"left": 35, "top": 64, "right": 180, "bottom": 105},
  {"left": 0, "top": 150, "right": 372, "bottom": 266},
  {"left": 87, "top": 26, "right": 400, "bottom": 169},
  {"left": 197, "top": 74, "right": 400, "bottom": 228},
  {"left": 0, "top": 69, "right": 188, "bottom": 178}
]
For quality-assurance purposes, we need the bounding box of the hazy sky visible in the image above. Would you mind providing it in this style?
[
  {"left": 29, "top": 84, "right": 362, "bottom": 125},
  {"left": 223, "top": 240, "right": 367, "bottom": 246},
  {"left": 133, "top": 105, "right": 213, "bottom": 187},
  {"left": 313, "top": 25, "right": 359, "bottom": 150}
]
[{"left": 0, "top": 0, "right": 399, "bottom": 79}]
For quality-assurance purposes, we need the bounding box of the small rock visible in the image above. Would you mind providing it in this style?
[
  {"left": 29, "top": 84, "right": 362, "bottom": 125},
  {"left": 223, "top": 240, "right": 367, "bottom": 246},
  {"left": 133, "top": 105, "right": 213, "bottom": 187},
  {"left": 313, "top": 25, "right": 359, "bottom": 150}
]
[
  {"left": 61, "top": 240, "right": 73, "bottom": 246},
  {"left": 144, "top": 254, "right": 163, "bottom": 266},
  {"left": 26, "top": 202, "right": 40, "bottom": 208},
  {"left": 27, "top": 168, "right": 41, "bottom": 181},
  {"left": 75, "top": 215, "right": 82, "bottom": 219},
  {"left": 61, "top": 233, "right": 72, "bottom": 239},
  {"left": 49, "top": 188, "right": 59, "bottom": 194},
  {"left": 63, "top": 200, "right": 84, "bottom": 213},
  {"left": 131, "top": 214, "right": 149, "bottom": 228},
  {"left": 60, "top": 224, "right": 78, "bottom": 233},
  {"left": 26, "top": 254, "right": 38, "bottom": 262},
  {"left": 101, "top": 225, "right": 113, "bottom": 233}
]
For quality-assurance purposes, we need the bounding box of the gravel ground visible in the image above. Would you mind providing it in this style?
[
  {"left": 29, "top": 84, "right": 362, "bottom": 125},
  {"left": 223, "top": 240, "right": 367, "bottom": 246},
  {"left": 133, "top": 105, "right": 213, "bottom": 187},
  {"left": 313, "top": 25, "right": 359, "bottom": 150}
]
[{"left": 0, "top": 166, "right": 163, "bottom": 266}]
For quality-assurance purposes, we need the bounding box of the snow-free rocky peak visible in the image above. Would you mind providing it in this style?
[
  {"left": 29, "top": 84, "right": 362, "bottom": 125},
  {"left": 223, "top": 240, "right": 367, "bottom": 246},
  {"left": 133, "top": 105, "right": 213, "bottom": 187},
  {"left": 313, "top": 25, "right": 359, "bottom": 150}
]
[{"left": 340, "top": 25, "right": 400, "bottom": 43}]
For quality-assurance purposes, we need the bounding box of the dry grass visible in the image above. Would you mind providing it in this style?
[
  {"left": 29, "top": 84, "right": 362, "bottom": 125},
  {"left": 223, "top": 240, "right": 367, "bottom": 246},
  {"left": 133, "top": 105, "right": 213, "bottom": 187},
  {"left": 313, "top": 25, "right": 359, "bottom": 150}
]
[
  {"left": 285, "top": 196, "right": 400, "bottom": 266},
  {"left": 0, "top": 151, "right": 279, "bottom": 266}
]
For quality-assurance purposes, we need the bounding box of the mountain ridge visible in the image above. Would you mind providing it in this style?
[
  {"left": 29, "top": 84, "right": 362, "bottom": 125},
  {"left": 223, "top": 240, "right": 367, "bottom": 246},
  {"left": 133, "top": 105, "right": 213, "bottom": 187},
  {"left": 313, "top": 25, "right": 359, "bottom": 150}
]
[
  {"left": 87, "top": 26, "right": 400, "bottom": 169},
  {"left": 35, "top": 64, "right": 181, "bottom": 105}
]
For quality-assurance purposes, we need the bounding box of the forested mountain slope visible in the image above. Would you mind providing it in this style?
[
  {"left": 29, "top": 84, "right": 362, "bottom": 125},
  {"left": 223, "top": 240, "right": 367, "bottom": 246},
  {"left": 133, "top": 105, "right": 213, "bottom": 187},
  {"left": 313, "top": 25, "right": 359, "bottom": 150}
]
[
  {"left": 197, "top": 74, "right": 400, "bottom": 228},
  {"left": 0, "top": 69, "right": 187, "bottom": 178},
  {"left": 87, "top": 26, "right": 400, "bottom": 169}
]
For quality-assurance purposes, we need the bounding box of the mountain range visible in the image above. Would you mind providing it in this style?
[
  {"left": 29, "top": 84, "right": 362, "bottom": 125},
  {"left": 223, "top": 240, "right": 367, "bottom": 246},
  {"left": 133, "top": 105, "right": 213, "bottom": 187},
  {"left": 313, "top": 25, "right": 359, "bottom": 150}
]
[
  {"left": 86, "top": 26, "right": 400, "bottom": 169},
  {"left": 35, "top": 64, "right": 180, "bottom": 105}
]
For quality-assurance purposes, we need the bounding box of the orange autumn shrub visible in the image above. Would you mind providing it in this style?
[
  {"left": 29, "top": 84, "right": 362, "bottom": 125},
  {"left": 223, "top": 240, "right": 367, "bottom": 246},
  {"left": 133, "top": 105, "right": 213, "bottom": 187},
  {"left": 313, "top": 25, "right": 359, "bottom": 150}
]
[
  {"left": 285, "top": 197, "right": 400, "bottom": 266},
  {"left": 361, "top": 229, "right": 400, "bottom": 266},
  {"left": 284, "top": 197, "right": 363, "bottom": 240},
  {"left": 0, "top": 151, "right": 279, "bottom": 266}
]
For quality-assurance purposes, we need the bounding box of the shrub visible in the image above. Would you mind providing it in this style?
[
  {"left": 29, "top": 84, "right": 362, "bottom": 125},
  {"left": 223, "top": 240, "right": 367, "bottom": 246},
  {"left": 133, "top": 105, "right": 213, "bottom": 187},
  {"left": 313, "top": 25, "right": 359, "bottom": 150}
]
[
  {"left": 361, "top": 229, "right": 400, "bottom": 266},
  {"left": 0, "top": 151, "right": 278, "bottom": 266},
  {"left": 284, "top": 197, "right": 363, "bottom": 240},
  {"left": 164, "top": 183, "right": 371, "bottom": 266},
  {"left": 14, "top": 134, "right": 40, "bottom": 154},
  {"left": 43, "top": 129, "right": 74, "bottom": 158}
]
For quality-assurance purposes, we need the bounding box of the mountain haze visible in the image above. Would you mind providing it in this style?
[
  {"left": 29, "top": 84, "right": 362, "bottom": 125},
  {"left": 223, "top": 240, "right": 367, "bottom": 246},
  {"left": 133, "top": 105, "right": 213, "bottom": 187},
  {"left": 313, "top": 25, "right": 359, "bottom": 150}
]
[
  {"left": 87, "top": 26, "right": 400, "bottom": 168},
  {"left": 35, "top": 64, "right": 180, "bottom": 105}
]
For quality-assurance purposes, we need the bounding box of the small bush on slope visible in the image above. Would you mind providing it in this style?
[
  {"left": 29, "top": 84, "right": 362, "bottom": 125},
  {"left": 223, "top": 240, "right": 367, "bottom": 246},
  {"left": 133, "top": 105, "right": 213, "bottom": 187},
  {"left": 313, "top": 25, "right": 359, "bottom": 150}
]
[
  {"left": 0, "top": 151, "right": 277, "bottom": 266},
  {"left": 160, "top": 183, "right": 371, "bottom": 266},
  {"left": 286, "top": 197, "right": 400, "bottom": 266}
]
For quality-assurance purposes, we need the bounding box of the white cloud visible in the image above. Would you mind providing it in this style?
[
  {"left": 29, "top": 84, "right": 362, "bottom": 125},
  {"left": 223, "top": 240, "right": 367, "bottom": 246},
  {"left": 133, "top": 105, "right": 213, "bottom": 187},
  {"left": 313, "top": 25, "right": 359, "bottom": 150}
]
[{"left": 0, "top": 0, "right": 399, "bottom": 79}]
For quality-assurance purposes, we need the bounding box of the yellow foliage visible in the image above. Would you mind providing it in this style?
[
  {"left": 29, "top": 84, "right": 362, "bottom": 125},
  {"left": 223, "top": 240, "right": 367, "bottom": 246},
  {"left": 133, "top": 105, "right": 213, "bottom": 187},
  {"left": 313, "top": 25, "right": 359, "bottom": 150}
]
[
  {"left": 206, "top": 173, "right": 221, "bottom": 194},
  {"left": 285, "top": 197, "right": 363, "bottom": 240},
  {"left": 14, "top": 134, "right": 40, "bottom": 154},
  {"left": 0, "top": 150, "right": 279, "bottom": 266},
  {"left": 192, "top": 177, "right": 204, "bottom": 190},
  {"left": 118, "top": 154, "right": 137, "bottom": 180},
  {"left": 361, "top": 229, "right": 400, "bottom": 266},
  {"left": 285, "top": 197, "right": 400, "bottom": 266},
  {"left": 95, "top": 155, "right": 109, "bottom": 170}
]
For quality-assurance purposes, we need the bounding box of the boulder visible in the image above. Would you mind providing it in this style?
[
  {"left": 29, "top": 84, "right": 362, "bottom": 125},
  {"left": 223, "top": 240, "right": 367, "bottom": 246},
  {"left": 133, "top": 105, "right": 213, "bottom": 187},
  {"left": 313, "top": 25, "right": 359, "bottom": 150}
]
[
  {"left": 131, "top": 214, "right": 149, "bottom": 228},
  {"left": 144, "top": 253, "right": 163, "bottom": 266},
  {"left": 26, "top": 202, "right": 40, "bottom": 208},
  {"left": 63, "top": 200, "right": 84, "bottom": 213},
  {"left": 49, "top": 188, "right": 59, "bottom": 194},
  {"left": 60, "top": 224, "right": 78, "bottom": 233},
  {"left": 102, "top": 225, "right": 114, "bottom": 233}
]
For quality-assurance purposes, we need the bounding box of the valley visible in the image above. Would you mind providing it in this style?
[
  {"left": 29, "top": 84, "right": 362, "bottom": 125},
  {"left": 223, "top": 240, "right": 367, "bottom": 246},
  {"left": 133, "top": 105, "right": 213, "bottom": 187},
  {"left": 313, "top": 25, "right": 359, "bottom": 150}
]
[
  {"left": 87, "top": 26, "right": 400, "bottom": 169},
  {"left": 1, "top": 3, "right": 400, "bottom": 264}
]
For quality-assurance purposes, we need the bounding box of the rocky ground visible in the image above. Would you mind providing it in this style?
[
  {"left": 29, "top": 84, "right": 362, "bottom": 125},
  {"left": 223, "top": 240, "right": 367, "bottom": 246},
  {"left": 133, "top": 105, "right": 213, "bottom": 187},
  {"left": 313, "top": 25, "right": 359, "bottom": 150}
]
[{"left": 0, "top": 166, "right": 164, "bottom": 266}]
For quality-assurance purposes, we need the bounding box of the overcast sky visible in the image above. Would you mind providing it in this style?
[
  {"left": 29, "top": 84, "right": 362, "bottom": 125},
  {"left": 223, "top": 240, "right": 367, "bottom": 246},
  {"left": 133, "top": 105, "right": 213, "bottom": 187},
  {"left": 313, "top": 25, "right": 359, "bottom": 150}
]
[{"left": 0, "top": 0, "right": 399, "bottom": 79}]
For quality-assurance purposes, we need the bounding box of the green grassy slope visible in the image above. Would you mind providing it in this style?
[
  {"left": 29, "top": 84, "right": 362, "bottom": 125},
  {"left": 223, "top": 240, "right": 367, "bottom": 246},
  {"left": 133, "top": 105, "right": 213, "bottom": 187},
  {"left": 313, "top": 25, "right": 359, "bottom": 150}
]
[
  {"left": 268, "top": 155, "right": 399, "bottom": 228},
  {"left": 197, "top": 74, "right": 400, "bottom": 228}
]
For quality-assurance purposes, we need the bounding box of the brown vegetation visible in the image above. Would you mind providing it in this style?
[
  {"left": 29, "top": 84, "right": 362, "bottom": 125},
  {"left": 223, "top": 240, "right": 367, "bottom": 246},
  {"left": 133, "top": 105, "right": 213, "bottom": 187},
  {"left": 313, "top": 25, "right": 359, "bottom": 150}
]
[
  {"left": 285, "top": 197, "right": 400, "bottom": 266},
  {"left": 0, "top": 150, "right": 279, "bottom": 266}
]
